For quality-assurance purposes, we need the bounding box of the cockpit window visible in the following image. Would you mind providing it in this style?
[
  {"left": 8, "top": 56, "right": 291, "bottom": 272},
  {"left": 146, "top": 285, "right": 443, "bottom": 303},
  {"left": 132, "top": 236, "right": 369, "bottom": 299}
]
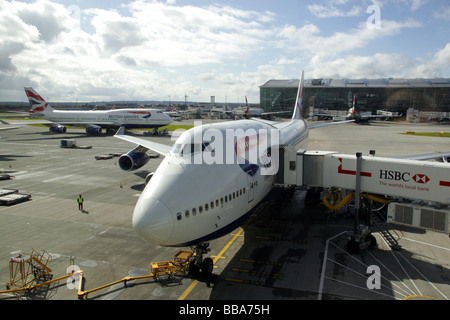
[
  {"left": 171, "top": 143, "right": 182, "bottom": 155},
  {"left": 171, "top": 142, "right": 212, "bottom": 156}
]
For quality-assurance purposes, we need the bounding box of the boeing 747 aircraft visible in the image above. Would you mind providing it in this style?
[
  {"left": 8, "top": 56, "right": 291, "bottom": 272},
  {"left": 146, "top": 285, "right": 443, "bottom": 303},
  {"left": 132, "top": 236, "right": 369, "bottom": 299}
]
[
  {"left": 114, "top": 71, "right": 354, "bottom": 275},
  {"left": 23, "top": 87, "right": 173, "bottom": 134}
]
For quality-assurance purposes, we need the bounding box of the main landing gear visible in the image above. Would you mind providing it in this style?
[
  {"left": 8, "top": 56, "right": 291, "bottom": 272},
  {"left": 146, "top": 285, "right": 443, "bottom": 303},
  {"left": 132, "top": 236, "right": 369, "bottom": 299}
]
[{"left": 188, "top": 243, "right": 214, "bottom": 277}]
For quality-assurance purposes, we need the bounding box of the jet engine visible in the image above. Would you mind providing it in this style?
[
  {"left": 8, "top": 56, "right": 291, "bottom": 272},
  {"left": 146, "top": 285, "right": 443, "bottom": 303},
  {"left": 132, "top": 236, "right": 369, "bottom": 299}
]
[
  {"left": 145, "top": 172, "right": 155, "bottom": 185},
  {"left": 86, "top": 125, "right": 102, "bottom": 135},
  {"left": 49, "top": 125, "right": 67, "bottom": 133},
  {"left": 118, "top": 146, "right": 150, "bottom": 171}
]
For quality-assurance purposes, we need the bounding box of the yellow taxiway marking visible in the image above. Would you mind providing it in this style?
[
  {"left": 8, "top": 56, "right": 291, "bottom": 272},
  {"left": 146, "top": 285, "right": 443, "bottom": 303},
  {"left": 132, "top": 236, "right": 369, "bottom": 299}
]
[{"left": 177, "top": 227, "right": 245, "bottom": 300}]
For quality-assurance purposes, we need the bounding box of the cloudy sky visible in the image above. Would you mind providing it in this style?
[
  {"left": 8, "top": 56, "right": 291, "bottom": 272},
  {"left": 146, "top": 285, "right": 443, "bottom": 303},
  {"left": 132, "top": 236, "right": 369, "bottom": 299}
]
[{"left": 0, "top": 0, "right": 449, "bottom": 103}]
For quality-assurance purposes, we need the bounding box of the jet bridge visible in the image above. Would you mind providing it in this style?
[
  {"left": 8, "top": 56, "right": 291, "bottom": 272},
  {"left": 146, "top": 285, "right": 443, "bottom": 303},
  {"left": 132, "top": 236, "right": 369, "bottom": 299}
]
[{"left": 276, "top": 147, "right": 450, "bottom": 251}]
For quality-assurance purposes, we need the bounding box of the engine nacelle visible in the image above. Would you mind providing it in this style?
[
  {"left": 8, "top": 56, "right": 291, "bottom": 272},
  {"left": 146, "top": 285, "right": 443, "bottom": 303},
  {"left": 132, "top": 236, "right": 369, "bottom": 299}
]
[
  {"left": 50, "top": 125, "right": 67, "bottom": 133},
  {"left": 118, "top": 150, "right": 150, "bottom": 171},
  {"left": 145, "top": 172, "right": 155, "bottom": 185},
  {"left": 86, "top": 125, "right": 102, "bottom": 135}
]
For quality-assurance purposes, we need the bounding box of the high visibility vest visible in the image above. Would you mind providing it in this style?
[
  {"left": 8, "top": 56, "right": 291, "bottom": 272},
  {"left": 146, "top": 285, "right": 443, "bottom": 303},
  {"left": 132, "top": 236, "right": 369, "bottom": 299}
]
[{"left": 78, "top": 196, "right": 83, "bottom": 203}]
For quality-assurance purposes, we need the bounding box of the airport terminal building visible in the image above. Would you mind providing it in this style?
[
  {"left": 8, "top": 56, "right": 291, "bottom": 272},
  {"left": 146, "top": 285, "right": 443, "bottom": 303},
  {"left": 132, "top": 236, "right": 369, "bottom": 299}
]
[{"left": 260, "top": 78, "right": 450, "bottom": 118}]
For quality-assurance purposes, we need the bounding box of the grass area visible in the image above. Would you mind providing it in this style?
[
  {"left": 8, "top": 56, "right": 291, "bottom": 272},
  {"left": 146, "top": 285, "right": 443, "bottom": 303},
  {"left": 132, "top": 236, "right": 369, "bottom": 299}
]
[
  {"left": 5, "top": 120, "right": 195, "bottom": 132},
  {"left": 401, "top": 131, "right": 450, "bottom": 138},
  {"left": 158, "top": 124, "right": 194, "bottom": 131}
]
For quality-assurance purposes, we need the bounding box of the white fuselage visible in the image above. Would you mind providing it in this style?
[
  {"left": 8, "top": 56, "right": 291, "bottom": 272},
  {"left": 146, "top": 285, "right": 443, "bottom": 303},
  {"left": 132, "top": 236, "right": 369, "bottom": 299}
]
[
  {"left": 132, "top": 118, "right": 308, "bottom": 246},
  {"left": 34, "top": 108, "right": 173, "bottom": 129}
]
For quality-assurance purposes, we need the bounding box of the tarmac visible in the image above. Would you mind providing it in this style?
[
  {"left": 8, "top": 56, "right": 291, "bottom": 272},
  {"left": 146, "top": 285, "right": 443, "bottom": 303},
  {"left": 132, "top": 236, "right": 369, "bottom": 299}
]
[{"left": 0, "top": 118, "right": 449, "bottom": 302}]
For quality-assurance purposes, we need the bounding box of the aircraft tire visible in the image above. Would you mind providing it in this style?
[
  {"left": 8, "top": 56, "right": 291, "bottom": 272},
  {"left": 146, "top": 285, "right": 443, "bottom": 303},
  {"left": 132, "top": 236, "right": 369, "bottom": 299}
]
[
  {"left": 188, "top": 260, "right": 200, "bottom": 276},
  {"left": 201, "top": 258, "right": 214, "bottom": 276}
]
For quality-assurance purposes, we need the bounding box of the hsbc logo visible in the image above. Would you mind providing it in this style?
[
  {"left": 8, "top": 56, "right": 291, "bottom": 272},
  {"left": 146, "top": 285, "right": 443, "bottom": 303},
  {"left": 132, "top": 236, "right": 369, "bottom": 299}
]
[
  {"left": 412, "top": 174, "right": 430, "bottom": 184},
  {"left": 379, "top": 170, "right": 430, "bottom": 184}
]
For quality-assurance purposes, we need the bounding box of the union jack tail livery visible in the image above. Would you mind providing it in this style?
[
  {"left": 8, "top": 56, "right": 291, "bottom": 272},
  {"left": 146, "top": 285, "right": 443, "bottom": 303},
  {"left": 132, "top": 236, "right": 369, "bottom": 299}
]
[
  {"left": 292, "top": 70, "right": 304, "bottom": 120},
  {"left": 25, "top": 87, "right": 52, "bottom": 116},
  {"left": 351, "top": 94, "right": 356, "bottom": 116}
]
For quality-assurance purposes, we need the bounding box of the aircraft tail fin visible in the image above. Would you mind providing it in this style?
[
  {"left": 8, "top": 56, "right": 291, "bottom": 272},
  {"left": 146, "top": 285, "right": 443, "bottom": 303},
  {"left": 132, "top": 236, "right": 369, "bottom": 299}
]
[
  {"left": 351, "top": 94, "right": 356, "bottom": 115},
  {"left": 292, "top": 70, "right": 304, "bottom": 120},
  {"left": 24, "top": 87, "right": 52, "bottom": 115}
]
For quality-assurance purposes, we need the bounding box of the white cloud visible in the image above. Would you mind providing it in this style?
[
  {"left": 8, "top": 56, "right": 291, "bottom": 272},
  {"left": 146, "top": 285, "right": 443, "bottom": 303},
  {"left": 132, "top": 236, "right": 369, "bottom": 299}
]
[
  {"left": 0, "top": 0, "right": 277, "bottom": 101},
  {"left": 413, "top": 43, "right": 450, "bottom": 77},
  {"left": 276, "top": 18, "right": 422, "bottom": 58},
  {"left": 0, "top": 0, "right": 447, "bottom": 103},
  {"left": 433, "top": 5, "right": 450, "bottom": 20},
  {"left": 308, "top": 2, "right": 363, "bottom": 18},
  {"left": 309, "top": 53, "right": 416, "bottom": 78}
]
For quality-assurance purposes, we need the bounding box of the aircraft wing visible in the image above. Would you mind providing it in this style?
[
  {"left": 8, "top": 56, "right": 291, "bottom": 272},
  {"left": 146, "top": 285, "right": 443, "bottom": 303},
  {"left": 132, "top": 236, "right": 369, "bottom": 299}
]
[
  {"left": 114, "top": 126, "right": 172, "bottom": 156},
  {"left": 0, "top": 126, "right": 20, "bottom": 131},
  {"left": 0, "top": 119, "right": 53, "bottom": 125},
  {"left": 0, "top": 120, "right": 20, "bottom": 130},
  {"left": 261, "top": 110, "right": 292, "bottom": 115},
  {"left": 308, "top": 120, "right": 355, "bottom": 129}
]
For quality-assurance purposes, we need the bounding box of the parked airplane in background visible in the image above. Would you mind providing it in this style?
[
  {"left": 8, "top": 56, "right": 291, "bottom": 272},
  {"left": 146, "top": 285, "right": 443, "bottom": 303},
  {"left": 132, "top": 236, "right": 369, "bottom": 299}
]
[
  {"left": 312, "top": 95, "right": 402, "bottom": 123},
  {"left": 24, "top": 87, "right": 173, "bottom": 134},
  {"left": 243, "top": 96, "right": 291, "bottom": 119},
  {"left": 347, "top": 95, "right": 402, "bottom": 122},
  {"left": 114, "top": 71, "right": 354, "bottom": 275}
]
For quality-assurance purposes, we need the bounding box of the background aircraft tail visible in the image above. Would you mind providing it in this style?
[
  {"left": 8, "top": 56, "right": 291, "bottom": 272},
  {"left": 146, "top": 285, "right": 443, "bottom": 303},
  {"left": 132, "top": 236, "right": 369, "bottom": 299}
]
[
  {"left": 24, "top": 87, "right": 52, "bottom": 115},
  {"left": 292, "top": 70, "right": 304, "bottom": 120}
]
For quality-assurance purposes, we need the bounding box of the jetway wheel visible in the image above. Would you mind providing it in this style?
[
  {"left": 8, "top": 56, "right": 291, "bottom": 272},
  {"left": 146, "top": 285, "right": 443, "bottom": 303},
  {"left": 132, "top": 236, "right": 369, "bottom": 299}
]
[{"left": 347, "top": 234, "right": 377, "bottom": 254}]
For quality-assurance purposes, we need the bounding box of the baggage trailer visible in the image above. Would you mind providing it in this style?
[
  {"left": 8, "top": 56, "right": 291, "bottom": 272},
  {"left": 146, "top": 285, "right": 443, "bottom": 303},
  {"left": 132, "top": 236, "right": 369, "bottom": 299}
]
[{"left": 0, "top": 188, "right": 31, "bottom": 205}]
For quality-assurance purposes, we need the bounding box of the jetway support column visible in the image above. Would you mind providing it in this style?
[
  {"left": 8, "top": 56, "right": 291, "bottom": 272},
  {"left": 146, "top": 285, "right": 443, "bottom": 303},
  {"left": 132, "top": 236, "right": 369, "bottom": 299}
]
[
  {"left": 354, "top": 152, "right": 362, "bottom": 235},
  {"left": 346, "top": 152, "right": 376, "bottom": 254}
]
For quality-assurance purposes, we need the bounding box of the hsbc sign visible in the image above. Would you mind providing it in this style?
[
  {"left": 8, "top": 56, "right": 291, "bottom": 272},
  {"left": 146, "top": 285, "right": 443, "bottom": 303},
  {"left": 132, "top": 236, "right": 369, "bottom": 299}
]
[
  {"left": 412, "top": 174, "right": 430, "bottom": 184},
  {"left": 379, "top": 170, "right": 430, "bottom": 184},
  {"left": 321, "top": 153, "right": 449, "bottom": 204}
]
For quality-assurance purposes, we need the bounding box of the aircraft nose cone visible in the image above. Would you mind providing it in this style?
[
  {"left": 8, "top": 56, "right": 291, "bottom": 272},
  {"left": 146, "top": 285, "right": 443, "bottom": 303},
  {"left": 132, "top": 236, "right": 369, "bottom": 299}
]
[{"left": 132, "top": 198, "right": 174, "bottom": 245}]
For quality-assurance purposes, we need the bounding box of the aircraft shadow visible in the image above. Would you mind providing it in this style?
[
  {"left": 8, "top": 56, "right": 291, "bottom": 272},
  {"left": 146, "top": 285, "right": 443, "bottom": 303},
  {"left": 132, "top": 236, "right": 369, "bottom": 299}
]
[
  {"left": 0, "top": 154, "right": 33, "bottom": 162},
  {"left": 208, "top": 188, "right": 450, "bottom": 300}
]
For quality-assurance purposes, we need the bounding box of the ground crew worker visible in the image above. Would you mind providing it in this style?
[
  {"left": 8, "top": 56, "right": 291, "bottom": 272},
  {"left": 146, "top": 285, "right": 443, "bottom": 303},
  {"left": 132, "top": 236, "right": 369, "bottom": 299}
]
[{"left": 77, "top": 194, "right": 84, "bottom": 211}]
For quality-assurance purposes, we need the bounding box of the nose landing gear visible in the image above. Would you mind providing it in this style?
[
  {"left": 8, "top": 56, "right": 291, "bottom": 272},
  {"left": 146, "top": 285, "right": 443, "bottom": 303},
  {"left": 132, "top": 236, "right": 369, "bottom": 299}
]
[{"left": 188, "top": 243, "right": 214, "bottom": 277}]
